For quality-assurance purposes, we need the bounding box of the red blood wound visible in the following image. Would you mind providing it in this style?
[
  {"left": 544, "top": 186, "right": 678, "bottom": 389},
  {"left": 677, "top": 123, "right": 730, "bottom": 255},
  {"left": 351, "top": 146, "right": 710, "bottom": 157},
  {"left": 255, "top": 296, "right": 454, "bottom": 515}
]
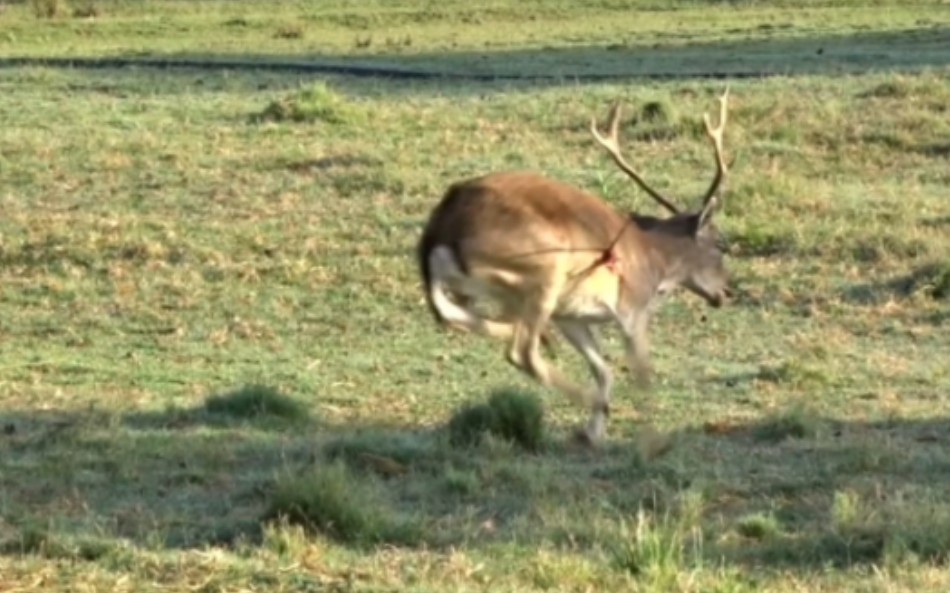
[{"left": 599, "top": 249, "right": 620, "bottom": 274}]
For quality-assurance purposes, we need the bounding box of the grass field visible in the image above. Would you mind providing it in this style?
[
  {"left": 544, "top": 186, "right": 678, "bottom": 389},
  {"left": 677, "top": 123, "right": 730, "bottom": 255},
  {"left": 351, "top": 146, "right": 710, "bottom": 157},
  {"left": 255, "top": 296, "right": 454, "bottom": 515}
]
[{"left": 1, "top": 1, "right": 949, "bottom": 591}]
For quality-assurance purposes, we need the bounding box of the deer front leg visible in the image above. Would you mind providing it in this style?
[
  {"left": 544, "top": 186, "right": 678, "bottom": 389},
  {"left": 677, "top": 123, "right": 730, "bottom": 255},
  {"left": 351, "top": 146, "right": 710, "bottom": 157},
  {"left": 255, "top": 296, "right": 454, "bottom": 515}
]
[
  {"left": 517, "top": 322, "right": 591, "bottom": 411},
  {"left": 619, "top": 312, "right": 653, "bottom": 390},
  {"left": 556, "top": 320, "right": 613, "bottom": 444}
]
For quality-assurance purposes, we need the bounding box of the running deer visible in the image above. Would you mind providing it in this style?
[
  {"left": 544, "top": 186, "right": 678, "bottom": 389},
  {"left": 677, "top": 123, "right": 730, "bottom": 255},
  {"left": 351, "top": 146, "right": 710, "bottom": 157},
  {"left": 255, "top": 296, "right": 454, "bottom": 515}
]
[{"left": 417, "top": 89, "right": 733, "bottom": 445}]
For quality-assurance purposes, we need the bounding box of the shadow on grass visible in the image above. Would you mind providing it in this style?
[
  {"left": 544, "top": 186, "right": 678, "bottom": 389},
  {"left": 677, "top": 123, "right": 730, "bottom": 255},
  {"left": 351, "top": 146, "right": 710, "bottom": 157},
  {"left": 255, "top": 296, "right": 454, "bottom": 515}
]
[
  {"left": 2, "top": 26, "right": 947, "bottom": 97},
  {"left": 842, "top": 262, "right": 950, "bottom": 305},
  {"left": 122, "top": 384, "right": 313, "bottom": 432},
  {"left": 2, "top": 388, "right": 950, "bottom": 571},
  {"left": 922, "top": 215, "right": 950, "bottom": 229}
]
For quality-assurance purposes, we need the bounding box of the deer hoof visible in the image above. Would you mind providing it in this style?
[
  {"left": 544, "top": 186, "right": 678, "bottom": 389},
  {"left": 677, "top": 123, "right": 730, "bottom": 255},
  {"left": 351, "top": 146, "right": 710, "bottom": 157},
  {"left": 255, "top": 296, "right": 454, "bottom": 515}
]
[{"left": 571, "top": 426, "right": 605, "bottom": 449}]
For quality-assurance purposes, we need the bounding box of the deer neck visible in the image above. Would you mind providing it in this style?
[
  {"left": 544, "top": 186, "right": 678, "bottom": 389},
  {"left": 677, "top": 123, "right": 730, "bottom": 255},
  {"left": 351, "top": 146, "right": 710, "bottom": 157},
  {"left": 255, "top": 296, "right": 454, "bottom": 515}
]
[
  {"left": 607, "top": 233, "right": 661, "bottom": 310},
  {"left": 636, "top": 230, "right": 696, "bottom": 299}
]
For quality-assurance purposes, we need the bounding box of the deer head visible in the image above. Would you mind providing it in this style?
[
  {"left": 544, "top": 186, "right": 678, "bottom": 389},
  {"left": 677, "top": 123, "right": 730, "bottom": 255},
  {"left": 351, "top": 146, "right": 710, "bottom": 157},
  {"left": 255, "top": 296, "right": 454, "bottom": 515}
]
[{"left": 590, "top": 87, "right": 732, "bottom": 309}]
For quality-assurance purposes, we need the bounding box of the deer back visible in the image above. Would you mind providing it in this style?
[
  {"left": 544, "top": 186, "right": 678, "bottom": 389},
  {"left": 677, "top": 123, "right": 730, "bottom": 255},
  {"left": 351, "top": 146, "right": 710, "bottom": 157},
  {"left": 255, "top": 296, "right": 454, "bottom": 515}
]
[{"left": 420, "top": 171, "right": 648, "bottom": 278}]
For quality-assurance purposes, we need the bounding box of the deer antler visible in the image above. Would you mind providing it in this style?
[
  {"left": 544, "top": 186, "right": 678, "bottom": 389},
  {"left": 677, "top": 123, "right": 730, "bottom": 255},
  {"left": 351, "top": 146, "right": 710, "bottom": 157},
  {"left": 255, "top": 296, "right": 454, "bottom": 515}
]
[
  {"left": 698, "top": 86, "right": 730, "bottom": 213},
  {"left": 590, "top": 103, "right": 680, "bottom": 215}
]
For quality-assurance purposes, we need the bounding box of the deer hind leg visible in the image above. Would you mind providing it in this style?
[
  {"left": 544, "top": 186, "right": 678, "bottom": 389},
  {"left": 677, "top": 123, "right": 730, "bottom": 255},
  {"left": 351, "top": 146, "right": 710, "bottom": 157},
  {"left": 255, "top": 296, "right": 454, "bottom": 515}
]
[
  {"left": 429, "top": 246, "right": 559, "bottom": 347},
  {"left": 505, "top": 280, "right": 592, "bottom": 413},
  {"left": 555, "top": 320, "right": 613, "bottom": 444},
  {"left": 428, "top": 246, "right": 518, "bottom": 339}
]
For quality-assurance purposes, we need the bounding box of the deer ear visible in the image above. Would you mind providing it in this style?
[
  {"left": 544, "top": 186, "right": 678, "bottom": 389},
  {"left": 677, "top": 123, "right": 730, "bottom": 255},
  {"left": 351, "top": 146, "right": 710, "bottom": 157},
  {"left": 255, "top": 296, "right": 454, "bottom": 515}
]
[{"left": 696, "top": 195, "right": 719, "bottom": 232}]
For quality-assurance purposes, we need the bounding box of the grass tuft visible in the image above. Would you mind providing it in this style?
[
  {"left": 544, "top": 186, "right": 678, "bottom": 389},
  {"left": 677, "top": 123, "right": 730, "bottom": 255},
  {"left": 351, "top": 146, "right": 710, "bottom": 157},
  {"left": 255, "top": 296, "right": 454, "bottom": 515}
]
[
  {"left": 447, "top": 389, "right": 545, "bottom": 451},
  {"left": 923, "top": 262, "right": 950, "bottom": 300},
  {"left": 487, "top": 389, "right": 545, "bottom": 451},
  {"left": 736, "top": 512, "right": 782, "bottom": 540},
  {"left": 628, "top": 98, "right": 684, "bottom": 141},
  {"left": 861, "top": 80, "right": 910, "bottom": 99},
  {"left": 274, "top": 23, "right": 305, "bottom": 40},
  {"left": 756, "top": 360, "right": 829, "bottom": 388},
  {"left": 325, "top": 430, "right": 433, "bottom": 476},
  {"left": 71, "top": 2, "right": 99, "bottom": 18},
  {"left": 859, "top": 77, "right": 919, "bottom": 99},
  {"left": 204, "top": 385, "right": 309, "bottom": 422},
  {"left": 640, "top": 100, "right": 676, "bottom": 125},
  {"left": 831, "top": 489, "right": 864, "bottom": 532},
  {"left": 1, "top": 524, "right": 50, "bottom": 556},
  {"left": 611, "top": 498, "right": 703, "bottom": 589},
  {"left": 253, "top": 82, "right": 363, "bottom": 125},
  {"left": 1, "top": 525, "right": 123, "bottom": 563},
  {"left": 31, "top": 0, "right": 64, "bottom": 19},
  {"left": 888, "top": 522, "right": 950, "bottom": 565},
  {"left": 752, "top": 406, "right": 821, "bottom": 443},
  {"left": 729, "top": 224, "right": 797, "bottom": 257},
  {"left": 441, "top": 465, "right": 481, "bottom": 496},
  {"left": 447, "top": 402, "right": 497, "bottom": 448},
  {"left": 262, "top": 462, "right": 421, "bottom": 546}
]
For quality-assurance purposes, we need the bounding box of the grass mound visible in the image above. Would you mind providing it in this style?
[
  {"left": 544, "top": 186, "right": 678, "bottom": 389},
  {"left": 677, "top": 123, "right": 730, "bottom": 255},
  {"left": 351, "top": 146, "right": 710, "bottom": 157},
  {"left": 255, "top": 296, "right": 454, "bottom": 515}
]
[
  {"left": 31, "top": 0, "right": 64, "bottom": 19},
  {"left": 447, "top": 403, "right": 496, "bottom": 447},
  {"left": 857, "top": 76, "right": 949, "bottom": 101},
  {"left": 728, "top": 224, "right": 797, "bottom": 258},
  {"left": 1, "top": 524, "right": 128, "bottom": 563},
  {"left": 752, "top": 406, "right": 822, "bottom": 444},
  {"left": 914, "top": 262, "right": 950, "bottom": 301},
  {"left": 488, "top": 389, "right": 544, "bottom": 450},
  {"left": 736, "top": 513, "right": 783, "bottom": 541},
  {"left": 611, "top": 493, "right": 705, "bottom": 587},
  {"left": 325, "top": 431, "right": 434, "bottom": 477},
  {"left": 853, "top": 262, "right": 950, "bottom": 304},
  {"left": 204, "top": 384, "right": 309, "bottom": 423},
  {"left": 756, "top": 360, "right": 829, "bottom": 388},
  {"left": 254, "top": 82, "right": 363, "bottom": 125},
  {"left": 628, "top": 98, "right": 685, "bottom": 142},
  {"left": 448, "top": 389, "right": 544, "bottom": 451},
  {"left": 262, "top": 462, "right": 421, "bottom": 546}
]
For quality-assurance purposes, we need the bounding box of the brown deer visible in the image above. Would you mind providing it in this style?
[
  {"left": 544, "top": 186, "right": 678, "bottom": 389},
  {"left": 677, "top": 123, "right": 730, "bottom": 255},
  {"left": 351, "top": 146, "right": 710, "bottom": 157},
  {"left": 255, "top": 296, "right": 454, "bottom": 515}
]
[{"left": 417, "top": 89, "right": 733, "bottom": 445}]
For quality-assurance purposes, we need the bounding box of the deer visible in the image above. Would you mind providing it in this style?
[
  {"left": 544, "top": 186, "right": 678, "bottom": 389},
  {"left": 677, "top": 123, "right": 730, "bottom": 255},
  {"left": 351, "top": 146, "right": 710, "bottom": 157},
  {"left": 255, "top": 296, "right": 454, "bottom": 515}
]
[{"left": 417, "top": 88, "right": 733, "bottom": 445}]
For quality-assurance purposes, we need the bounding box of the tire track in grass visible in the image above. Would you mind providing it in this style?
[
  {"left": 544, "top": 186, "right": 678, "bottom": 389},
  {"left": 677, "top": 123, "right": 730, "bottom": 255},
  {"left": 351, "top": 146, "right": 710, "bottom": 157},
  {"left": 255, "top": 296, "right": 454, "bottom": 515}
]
[{"left": 0, "top": 55, "right": 815, "bottom": 81}]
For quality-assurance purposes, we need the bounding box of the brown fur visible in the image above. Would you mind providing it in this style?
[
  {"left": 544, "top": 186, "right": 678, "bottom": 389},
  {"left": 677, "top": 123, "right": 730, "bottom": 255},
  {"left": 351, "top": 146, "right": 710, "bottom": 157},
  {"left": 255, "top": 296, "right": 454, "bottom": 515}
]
[{"left": 418, "top": 171, "right": 648, "bottom": 309}]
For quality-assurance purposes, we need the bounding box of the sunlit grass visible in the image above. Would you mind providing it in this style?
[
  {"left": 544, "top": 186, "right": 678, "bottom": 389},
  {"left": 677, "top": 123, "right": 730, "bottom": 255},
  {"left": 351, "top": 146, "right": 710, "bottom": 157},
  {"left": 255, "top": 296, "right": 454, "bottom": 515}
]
[{"left": 0, "top": 1, "right": 948, "bottom": 592}]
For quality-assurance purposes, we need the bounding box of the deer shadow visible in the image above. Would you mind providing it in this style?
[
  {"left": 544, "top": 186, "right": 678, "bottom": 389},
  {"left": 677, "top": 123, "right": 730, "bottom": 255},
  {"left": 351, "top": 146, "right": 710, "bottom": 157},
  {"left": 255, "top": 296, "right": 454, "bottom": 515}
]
[
  {"left": 3, "top": 385, "right": 950, "bottom": 571},
  {"left": 841, "top": 263, "right": 950, "bottom": 308}
]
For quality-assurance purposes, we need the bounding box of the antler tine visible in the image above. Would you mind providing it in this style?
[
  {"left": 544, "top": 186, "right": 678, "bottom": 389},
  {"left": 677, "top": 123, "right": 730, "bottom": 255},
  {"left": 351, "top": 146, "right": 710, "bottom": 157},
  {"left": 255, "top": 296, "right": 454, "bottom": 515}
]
[
  {"left": 699, "top": 86, "right": 731, "bottom": 210},
  {"left": 590, "top": 102, "right": 680, "bottom": 215}
]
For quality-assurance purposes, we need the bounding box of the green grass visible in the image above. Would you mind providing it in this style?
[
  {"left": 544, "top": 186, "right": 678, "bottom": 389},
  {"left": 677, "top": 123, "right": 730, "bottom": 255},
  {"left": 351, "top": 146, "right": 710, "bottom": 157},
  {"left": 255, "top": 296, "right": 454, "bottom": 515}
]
[
  {"left": 736, "top": 512, "right": 783, "bottom": 541},
  {"left": 263, "top": 461, "right": 423, "bottom": 546},
  {"left": 448, "top": 389, "right": 546, "bottom": 451},
  {"left": 0, "top": 1, "right": 949, "bottom": 591},
  {"left": 252, "top": 81, "right": 367, "bottom": 126},
  {"left": 203, "top": 384, "right": 310, "bottom": 422},
  {"left": 1, "top": 0, "right": 948, "bottom": 78}
]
